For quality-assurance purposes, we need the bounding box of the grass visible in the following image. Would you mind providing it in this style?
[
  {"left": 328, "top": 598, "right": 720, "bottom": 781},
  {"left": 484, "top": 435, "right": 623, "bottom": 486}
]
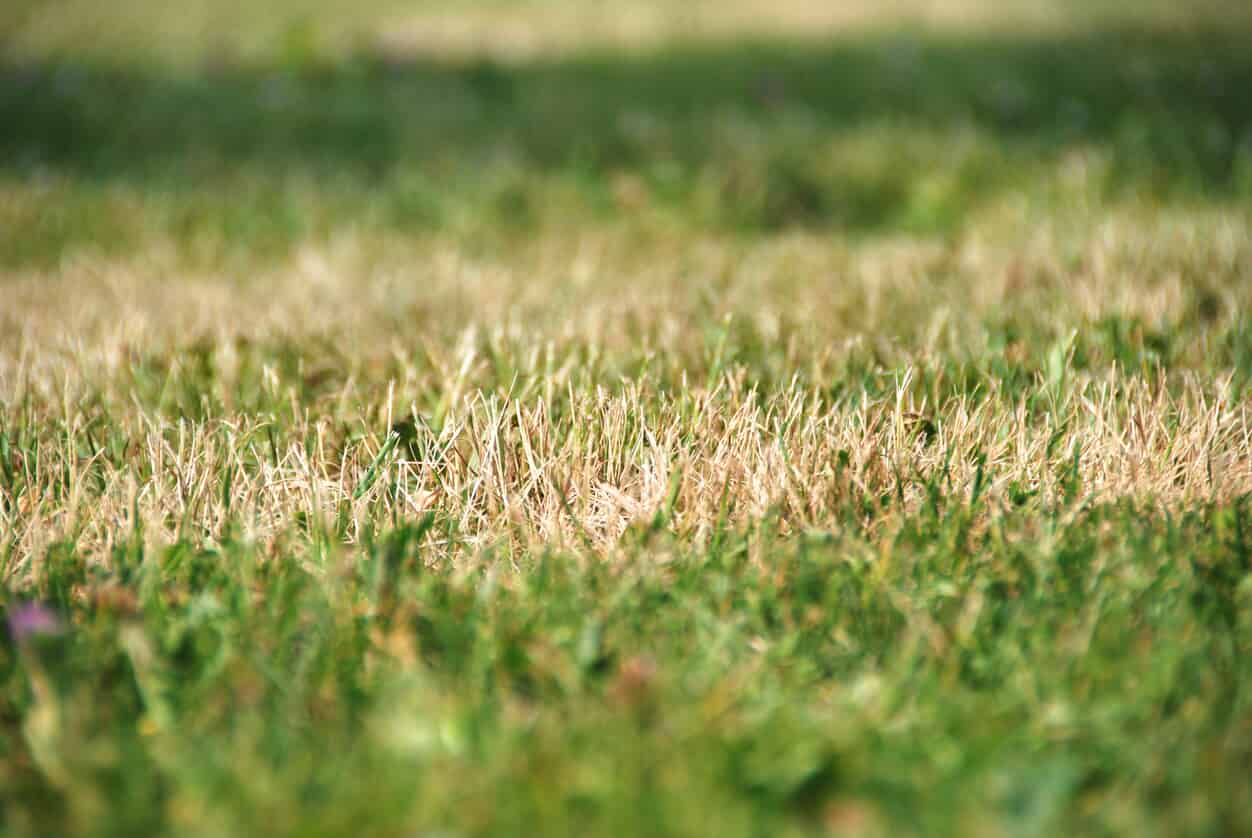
[
  {"left": 2, "top": 1, "right": 1251, "bottom": 835},
  {"left": 4, "top": 1, "right": 1252, "bottom": 267}
]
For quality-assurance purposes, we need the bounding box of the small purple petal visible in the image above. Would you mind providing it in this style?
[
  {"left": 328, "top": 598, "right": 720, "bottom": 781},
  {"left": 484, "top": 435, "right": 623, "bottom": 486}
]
[{"left": 7, "top": 603, "right": 64, "bottom": 641}]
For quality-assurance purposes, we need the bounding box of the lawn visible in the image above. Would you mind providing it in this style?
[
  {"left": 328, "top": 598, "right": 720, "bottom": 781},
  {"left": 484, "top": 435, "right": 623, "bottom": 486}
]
[{"left": 2, "top": 1, "right": 1251, "bottom": 835}]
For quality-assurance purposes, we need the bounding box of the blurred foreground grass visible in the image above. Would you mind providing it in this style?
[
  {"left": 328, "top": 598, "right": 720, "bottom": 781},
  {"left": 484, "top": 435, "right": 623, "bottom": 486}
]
[{"left": 2, "top": 2, "right": 1251, "bottom": 836}]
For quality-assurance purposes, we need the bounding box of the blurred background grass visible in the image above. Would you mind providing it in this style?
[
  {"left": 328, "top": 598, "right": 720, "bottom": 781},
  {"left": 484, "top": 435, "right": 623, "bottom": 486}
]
[{"left": 2, "top": 0, "right": 1250, "bottom": 269}]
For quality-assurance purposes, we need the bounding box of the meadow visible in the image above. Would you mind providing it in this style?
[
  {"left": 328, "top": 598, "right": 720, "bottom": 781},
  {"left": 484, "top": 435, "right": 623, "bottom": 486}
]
[{"left": 1, "top": 1, "right": 1251, "bottom": 835}]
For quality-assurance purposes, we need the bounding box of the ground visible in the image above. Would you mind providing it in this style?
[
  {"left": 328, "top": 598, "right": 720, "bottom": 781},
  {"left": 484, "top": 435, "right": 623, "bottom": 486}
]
[{"left": 1, "top": 1, "right": 1251, "bottom": 835}]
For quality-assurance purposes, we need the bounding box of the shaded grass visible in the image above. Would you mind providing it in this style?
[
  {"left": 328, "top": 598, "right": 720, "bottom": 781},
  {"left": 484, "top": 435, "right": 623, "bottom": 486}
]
[{"left": 3, "top": 23, "right": 1252, "bottom": 267}]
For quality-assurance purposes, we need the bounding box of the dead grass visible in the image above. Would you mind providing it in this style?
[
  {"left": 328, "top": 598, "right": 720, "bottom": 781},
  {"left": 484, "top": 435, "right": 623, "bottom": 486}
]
[
  {"left": 376, "top": 0, "right": 1251, "bottom": 62},
  {"left": 5, "top": 209, "right": 1248, "bottom": 355},
  {"left": 4, "top": 213, "right": 1250, "bottom": 574},
  {"left": 5, "top": 362, "right": 1248, "bottom": 574}
]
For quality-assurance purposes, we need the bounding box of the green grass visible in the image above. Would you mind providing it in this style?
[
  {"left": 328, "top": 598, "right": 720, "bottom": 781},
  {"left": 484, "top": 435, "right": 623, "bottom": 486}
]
[
  {"left": 3, "top": 7, "right": 1252, "bottom": 267},
  {"left": 5, "top": 502, "right": 1251, "bottom": 836},
  {"left": 2, "top": 1, "right": 1252, "bottom": 836}
]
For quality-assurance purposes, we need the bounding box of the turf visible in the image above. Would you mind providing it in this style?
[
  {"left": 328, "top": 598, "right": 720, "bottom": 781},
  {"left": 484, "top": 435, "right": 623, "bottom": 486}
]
[{"left": 2, "top": 1, "right": 1251, "bottom": 836}]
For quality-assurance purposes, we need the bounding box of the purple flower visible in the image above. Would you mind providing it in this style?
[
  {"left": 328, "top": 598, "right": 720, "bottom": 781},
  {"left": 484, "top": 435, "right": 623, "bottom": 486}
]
[{"left": 7, "top": 603, "right": 64, "bottom": 642}]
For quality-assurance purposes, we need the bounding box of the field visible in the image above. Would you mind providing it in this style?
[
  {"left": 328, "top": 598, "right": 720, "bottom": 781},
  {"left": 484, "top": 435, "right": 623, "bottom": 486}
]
[{"left": 2, "top": 1, "right": 1252, "bottom": 835}]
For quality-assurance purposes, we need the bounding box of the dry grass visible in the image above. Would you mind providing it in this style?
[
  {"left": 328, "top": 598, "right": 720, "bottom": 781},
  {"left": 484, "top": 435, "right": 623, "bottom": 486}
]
[
  {"left": 4, "top": 362, "right": 1249, "bottom": 569},
  {"left": 5, "top": 209, "right": 1248, "bottom": 356},
  {"left": 374, "top": 0, "right": 1081, "bottom": 61},
  {"left": 382, "top": 0, "right": 1252, "bottom": 55},
  {"left": 4, "top": 213, "right": 1250, "bottom": 572}
]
